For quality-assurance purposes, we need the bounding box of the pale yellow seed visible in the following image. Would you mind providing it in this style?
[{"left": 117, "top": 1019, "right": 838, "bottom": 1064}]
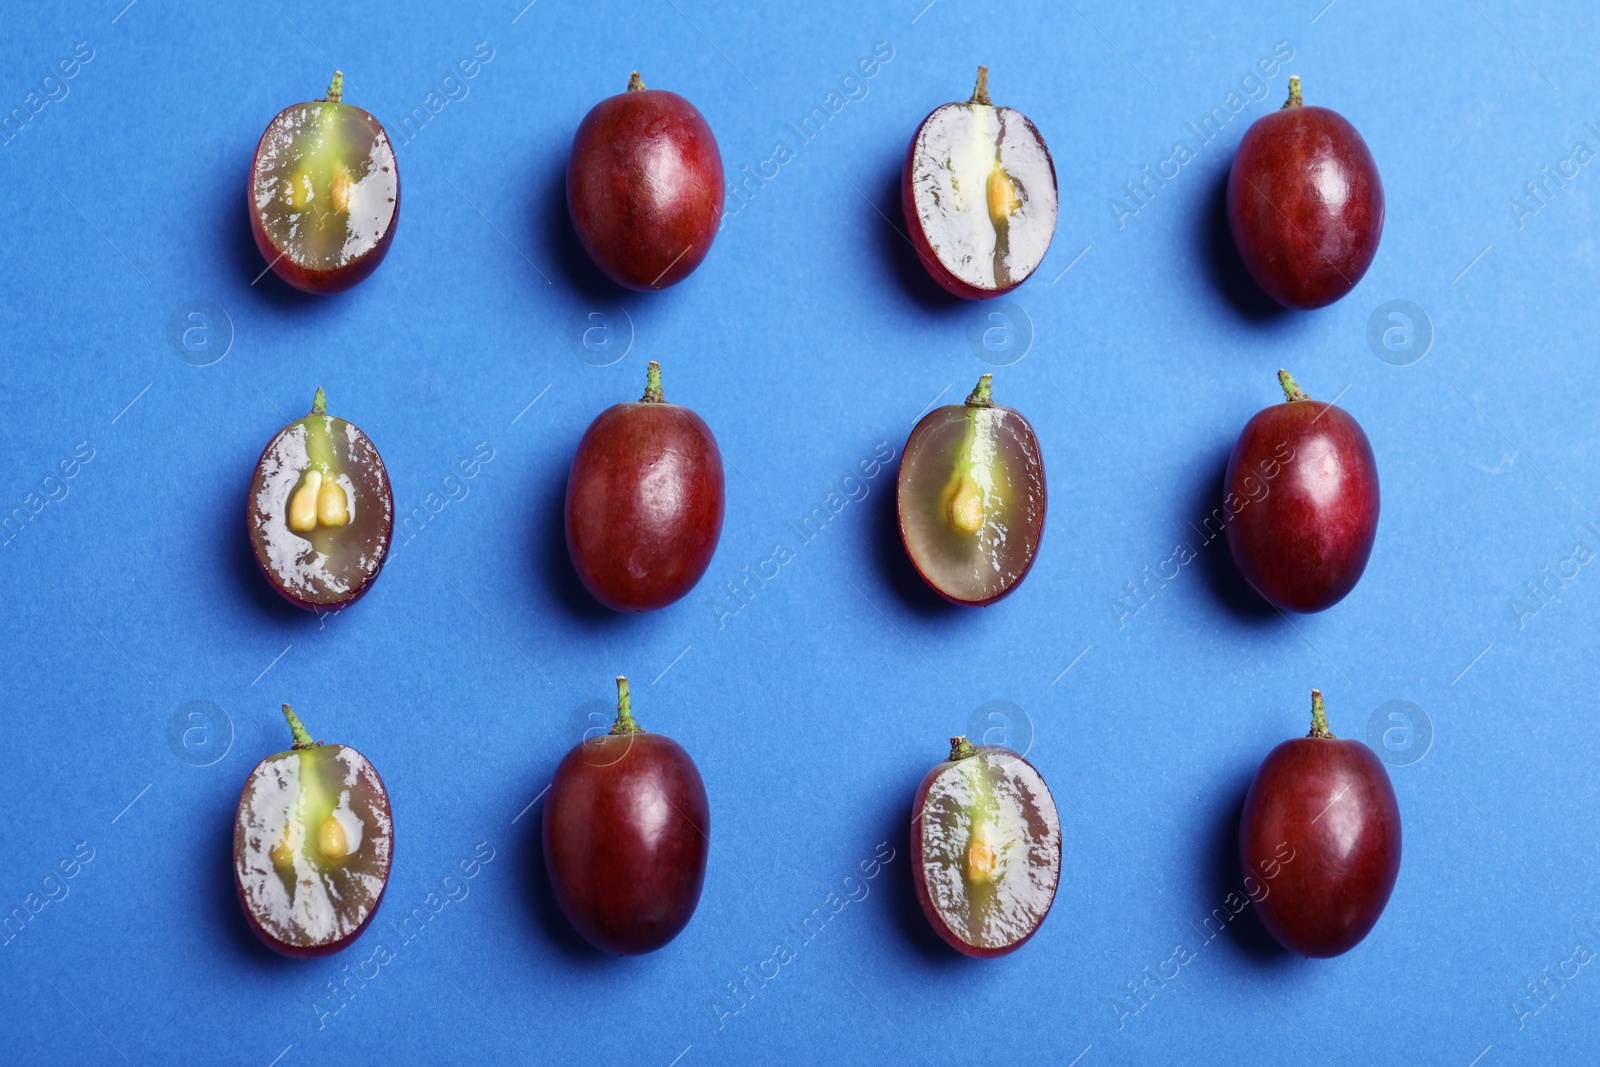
[
  {"left": 282, "top": 170, "right": 315, "bottom": 210},
  {"left": 330, "top": 166, "right": 353, "bottom": 214},
  {"left": 986, "top": 166, "right": 1022, "bottom": 227},
  {"left": 965, "top": 838, "right": 996, "bottom": 884},
  {"left": 288, "top": 470, "right": 322, "bottom": 532},
  {"left": 316, "top": 479, "right": 349, "bottom": 527},
  {"left": 317, "top": 815, "right": 348, "bottom": 863},
  {"left": 270, "top": 824, "right": 298, "bottom": 871},
  {"left": 946, "top": 476, "right": 985, "bottom": 535}
]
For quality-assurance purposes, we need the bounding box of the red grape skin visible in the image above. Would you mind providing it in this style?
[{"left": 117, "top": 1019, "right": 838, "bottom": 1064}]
[
  {"left": 564, "top": 367, "right": 724, "bottom": 612},
  {"left": 567, "top": 75, "right": 724, "bottom": 291},
  {"left": 1227, "top": 84, "right": 1383, "bottom": 309},
  {"left": 1239, "top": 702, "right": 1401, "bottom": 957},
  {"left": 1225, "top": 374, "right": 1378, "bottom": 613},
  {"left": 543, "top": 729, "right": 709, "bottom": 955}
]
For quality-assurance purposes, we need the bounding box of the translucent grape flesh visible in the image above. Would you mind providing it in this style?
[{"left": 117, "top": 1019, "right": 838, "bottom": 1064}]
[
  {"left": 235, "top": 744, "right": 392, "bottom": 950},
  {"left": 919, "top": 749, "right": 1061, "bottom": 950}
]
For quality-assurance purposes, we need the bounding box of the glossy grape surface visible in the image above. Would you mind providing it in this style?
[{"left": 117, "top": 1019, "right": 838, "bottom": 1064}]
[
  {"left": 247, "top": 391, "right": 393, "bottom": 612},
  {"left": 543, "top": 680, "right": 709, "bottom": 955},
  {"left": 234, "top": 709, "right": 393, "bottom": 958},
  {"left": 567, "top": 73, "right": 723, "bottom": 290},
  {"left": 902, "top": 67, "right": 1057, "bottom": 299},
  {"left": 1227, "top": 78, "right": 1382, "bottom": 309},
  {"left": 1225, "top": 372, "right": 1378, "bottom": 613},
  {"left": 565, "top": 363, "right": 723, "bottom": 612},
  {"left": 249, "top": 74, "right": 399, "bottom": 294},
  {"left": 1239, "top": 693, "right": 1401, "bottom": 957},
  {"left": 911, "top": 740, "right": 1060, "bottom": 957},
  {"left": 898, "top": 376, "right": 1044, "bottom": 605}
]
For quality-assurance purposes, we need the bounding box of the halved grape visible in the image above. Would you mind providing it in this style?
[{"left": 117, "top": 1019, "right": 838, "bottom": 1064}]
[
  {"left": 247, "top": 388, "right": 392, "bottom": 612},
  {"left": 249, "top": 72, "right": 399, "bottom": 294},
  {"left": 897, "top": 375, "right": 1045, "bottom": 605},
  {"left": 911, "top": 737, "right": 1061, "bottom": 957},
  {"left": 234, "top": 705, "right": 393, "bottom": 957}
]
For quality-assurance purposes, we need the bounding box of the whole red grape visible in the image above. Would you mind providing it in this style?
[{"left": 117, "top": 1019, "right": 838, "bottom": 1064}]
[
  {"left": 567, "top": 72, "right": 724, "bottom": 290},
  {"left": 1227, "top": 76, "right": 1383, "bottom": 309},
  {"left": 543, "top": 677, "right": 709, "bottom": 955},
  {"left": 1225, "top": 370, "right": 1379, "bottom": 613},
  {"left": 1239, "top": 690, "right": 1401, "bottom": 957},
  {"left": 565, "top": 361, "right": 724, "bottom": 612}
]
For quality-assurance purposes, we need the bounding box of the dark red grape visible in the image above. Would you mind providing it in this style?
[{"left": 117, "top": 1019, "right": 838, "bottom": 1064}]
[
  {"left": 567, "top": 72, "right": 724, "bottom": 290},
  {"left": 898, "top": 374, "right": 1045, "bottom": 605},
  {"left": 249, "top": 72, "right": 400, "bottom": 294},
  {"left": 248, "top": 388, "right": 393, "bottom": 612},
  {"left": 1227, "top": 76, "right": 1383, "bottom": 309},
  {"left": 543, "top": 677, "right": 709, "bottom": 955},
  {"left": 902, "top": 66, "right": 1057, "bottom": 300},
  {"left": 1239, "top": 690, "right": 1401, "bottom": 957},
  {"left": 1225, "top": 370, "right": 1379, "bottom": 613},
  {"left": 234, "top": 704, "right": 393, "bottom": 958},
  {"left": 565, "top": 361, "right": 724, "bottom": 612},
  {"left": 911, "top": 737, "right": 1060, "bottom": 957}
]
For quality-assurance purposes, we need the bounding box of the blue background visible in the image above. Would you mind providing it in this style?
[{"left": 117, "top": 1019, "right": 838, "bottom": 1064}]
[{"left": 2, "top": 0, "right": 1597, "bottom": 1063}]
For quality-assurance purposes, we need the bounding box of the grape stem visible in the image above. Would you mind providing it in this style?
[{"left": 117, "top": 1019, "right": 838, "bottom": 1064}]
[
  {"left": 628, "top": 71, "right": 646, "bottom": 92},
  {"left": 611, "top": 676, "right": 644, "bottom": 734},
  {"left": 949, "top": 736, "right": 979, "bottom": 761},
  {"left": 325, "top": 71, "right": 344, "bottom": 104},
  {"left": 964, "top": 374, "right": 994, "bottom": 408},
  {"left": 1278, "top": 369, "right": 1310, "bottom": 403},
  {"left": 970, "top": 66, "right": 991, "bottom": 107},
  {"left": 1282, "top": 75, "right": 1302, "bottom": 109},
  {"left": 1308, "top": 689, "right": 1335, "bottom": 739},
  {"left": 641, "top": 361, "right": 665, "bottom": 404},
  {"left": 283, "top": 703, "right": 321, "bottom": 749},
  {"left": 312, "top": 387, "right": 327, "bottom": 415}
]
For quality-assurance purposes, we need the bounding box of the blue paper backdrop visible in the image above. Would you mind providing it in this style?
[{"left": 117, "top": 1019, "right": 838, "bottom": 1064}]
[{"left": 3, "top": 0, "right": 1598, "bottom": 1063}]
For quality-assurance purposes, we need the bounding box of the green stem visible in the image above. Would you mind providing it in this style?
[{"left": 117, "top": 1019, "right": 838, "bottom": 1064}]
[
  {"left": 305, "top": 389, "right": 335, "bottom": 473},
  {"left": 965, "top": 374, "right": 994, "bottom": 408},
  {"left": 970, "top": 66, "right": 991, "bottom": 106},
  {"left": 325, "top": 71, "right": 344, "bottom": 104},
  {"left": 283, "top": 703, "right": 318, "bottom": 749},
  {"left": 1278, "top": 369, "right": 1310, "bottom": 403},
  {"left": 949, "top": 736, "right": 979, "bottom": 761},
  {"left": 641, "top": 361, "right": 665, "bottom": 404},
  {"left": 1308, "top": 689, "right": 1335, "bottom": 739},
  {"left": 628, "top": 71, "right": 646, "bottom": 92},
  {"left": 1282, "top": 75, "right": 1302, "bottom": 109},
  {"left": 611, "top": 676, "right": 643, "bottom": 734}
]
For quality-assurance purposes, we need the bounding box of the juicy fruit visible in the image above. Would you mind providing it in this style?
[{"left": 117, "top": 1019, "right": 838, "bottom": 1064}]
[
  {"left": 249, "top": 72, "right": 399, "bottom": 294},
  {"left": 543, "top": 678, "right": 710, "bottom": 955},
  {"left": 902, "top": 67, "right": 1058, "bottom": 299},
  {"left": 235, "top": 705, "right": 393, "bottom": 957},
  {"left": 565, "top": 362, "right": 724, "bottom": 612},
  {"left": 1225, "top": 370, "right": 1379, "bottom": 613},
  {"left": 567, "top": 72, "right": 724, "bottom": 290},
  {"left": 898, "top": 375, "right": 1045, "bottom": 605},
  {"left": 1227, "top": 76, "right": 1383, "bottom": 309},
  {"left": 911, "top": 737, "right": 1061, "bottom": 957},
  {"left": 248, "top": 388, "right": 393, "bottom": 612},
  {"left": 1239, "top": 691, "right": 1401, "bottom": 957}
]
